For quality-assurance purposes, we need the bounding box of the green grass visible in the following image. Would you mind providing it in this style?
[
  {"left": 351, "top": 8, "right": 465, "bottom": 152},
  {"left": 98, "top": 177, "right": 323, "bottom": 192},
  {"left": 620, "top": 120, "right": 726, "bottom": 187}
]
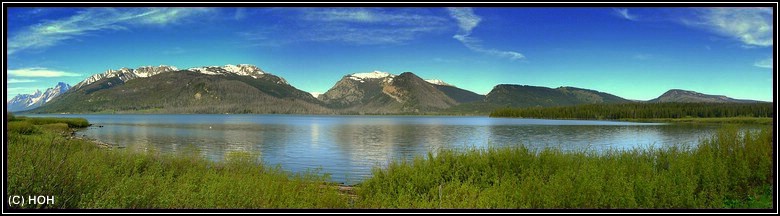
[
  {"left": 23, "top": 117, "right": 91, "bottom": 128},
  {"left": 8, "top": 121, "right": 40, "bottom": 135},
  {"left": 7, "top": 117, "right": 351, "bottom": 208},
  {"left": 355, "top": 125, "right": 774, "bottom": 209},
  {"left": 619, "top": 117, "right": 773, "bottom": 125},
  {"left": 6, "top": 116, "right": 774, "bottom": 209},
  {"left": 724, "top": 184, "right": 774, "bottom": 209},
  {"left": 490, "top": 102, "right": 773, "bottom": 121}
]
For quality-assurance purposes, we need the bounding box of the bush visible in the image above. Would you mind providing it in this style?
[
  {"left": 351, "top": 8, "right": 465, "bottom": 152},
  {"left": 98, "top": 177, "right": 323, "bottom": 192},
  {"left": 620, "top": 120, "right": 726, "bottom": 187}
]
[
  {"left": 7, "top": 120, "right": 350, "bottom": 209},
  {"left": 25, "top": 117, "right": 90, "bottom": 128},
  {"left": 40, "top": 123, "right": 71, "bottom": 134},
  {"left": 7, "top": 121, "right": 39, "bottom": 135},
  {"left": 356, "top": 125, "right": 773, "bottom": 208}
]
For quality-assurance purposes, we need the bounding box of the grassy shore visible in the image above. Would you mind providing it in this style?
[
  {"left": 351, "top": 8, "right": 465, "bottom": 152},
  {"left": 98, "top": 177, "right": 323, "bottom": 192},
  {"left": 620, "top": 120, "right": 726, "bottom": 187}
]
[
  {"left": 7, "top": 115, "right": 351, "bottom": 208},
  {"left": 6, "top": 115, "right": 774, "bottom": 209},
  {"left": 489, "top": 102, "right": 773, "bottom": 124},
  {"left": 356, "top": 125, "right": 774, "bottom": 208},
  {"left": 618, "top": 117, "right": 773, "bottom": 125}
]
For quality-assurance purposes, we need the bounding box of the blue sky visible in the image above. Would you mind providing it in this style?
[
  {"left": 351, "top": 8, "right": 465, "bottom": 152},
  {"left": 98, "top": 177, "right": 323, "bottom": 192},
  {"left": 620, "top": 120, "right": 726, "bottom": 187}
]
[{"left": 5, "top": 7, "right": 775, "bottom": 102}]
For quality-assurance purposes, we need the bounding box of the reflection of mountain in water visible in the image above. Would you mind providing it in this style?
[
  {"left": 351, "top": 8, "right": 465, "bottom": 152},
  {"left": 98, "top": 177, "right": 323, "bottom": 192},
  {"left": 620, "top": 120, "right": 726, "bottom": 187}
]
[
  {"left": 70, "top": 114, "right": 718, "bottom": 185},
  {"left": 487, "top": 124, "right": 718, "bottom": 152}
]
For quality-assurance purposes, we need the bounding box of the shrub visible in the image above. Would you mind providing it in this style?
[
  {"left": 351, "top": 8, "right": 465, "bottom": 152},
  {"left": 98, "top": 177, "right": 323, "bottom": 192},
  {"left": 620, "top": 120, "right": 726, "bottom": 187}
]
[
  {"left": 8, "top": 121, "right": 38, "bottom": 135},
  {"left": 356, "top": 125, "right": 773, "bottom": 209},
  {"left": 39, "top": 123, "right": 71, "bottom": 134},
  {"left": 25, "top": 117, "right": 90, "bottom": 128}
]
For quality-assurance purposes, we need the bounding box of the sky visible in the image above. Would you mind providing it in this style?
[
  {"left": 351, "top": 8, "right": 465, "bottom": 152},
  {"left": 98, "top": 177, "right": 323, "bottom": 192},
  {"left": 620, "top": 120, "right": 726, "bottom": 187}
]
[{"left": 5, "top": 7, "right": 775, "bottom": 102}]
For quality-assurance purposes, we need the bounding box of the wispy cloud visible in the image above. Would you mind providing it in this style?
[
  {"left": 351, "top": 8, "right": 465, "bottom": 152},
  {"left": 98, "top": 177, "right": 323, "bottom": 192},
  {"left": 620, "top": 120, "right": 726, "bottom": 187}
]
[
  {"left": 306, "top": 24, "right": 443, "bottom": 45},
  {"left": 297, "top": 8, "right": 449, "bottom": 45},
  {"left": 237, "top": 28, "right": 292, "bottom": 47},
  {"left": 303, "top": 8, "right": 447, "bottom": 26},
  {"left": 682, "top": 8, "right": 772, "bottom": 47},
  {"left": 8, "top": 67, "right": 81, "bottom": 77},
  {"left": 448, "top": 7, "right": 481, "bottom": 35},
  {"left": 7, "top": 79, "right": 38, "bottom": 83},
  {"left": 8, "top": 8, "right": 214, "bottom": 55},
  {"left": 303, "top": 8, "right": 381, "bottom": 22},
  {"left": 754, "top": 57, "right": 773, "bottom": 69},
  {"left": 613, "top": 8, "right": 638, "bottom": 21},
  {"left": 447, "top": 7, "right": 524, "bottom": 61}
]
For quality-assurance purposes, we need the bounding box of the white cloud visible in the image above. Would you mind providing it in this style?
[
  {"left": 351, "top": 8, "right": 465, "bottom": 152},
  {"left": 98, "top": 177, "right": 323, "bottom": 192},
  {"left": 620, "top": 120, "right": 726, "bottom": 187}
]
[
  {"left": 446, "top": 7, "right": 482, "bottom": 33},
  {"left": 613, "top": 8, "right": 638, "bottom": 21},
  {"left": 684, "top": 8, "right": 772, "bottom": 47},
  {"left": 453, "top": 35, "right": 525, "bottom": 60},
  {"left": 447, "top": 7, "right": 525, "bottom": 61},
  {"left": 7, "top": 79, "right": 37, "bottom": 83},
  {"left": 8, "top": 67, "right": 81, "bottom": 77},
  {"left": 303, "top": 8, "right": 448, "bottom": 26},
  {"left": 754, "top": 57, "right": 773, "bottom": 69},
  {"left": 304, "top": 8, "right": 378, "bottom": 22},
  {"left": 134, "top": 8, "right": 213, "bottom": 25},
  {"left": 307, "top": 24, "right": 443, "bottom": 45},
  {"left": 297, "top": 8, "right": 449, "bottom": 45},
  {"left": 8, "top": 8, "right": 214, "bottom": 55}
]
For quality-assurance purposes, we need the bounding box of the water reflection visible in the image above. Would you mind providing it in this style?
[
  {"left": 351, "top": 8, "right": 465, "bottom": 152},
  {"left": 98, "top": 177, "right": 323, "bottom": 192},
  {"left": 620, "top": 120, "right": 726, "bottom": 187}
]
[{"left": 31, "top": 114, "right": 718, "bottom": 185}]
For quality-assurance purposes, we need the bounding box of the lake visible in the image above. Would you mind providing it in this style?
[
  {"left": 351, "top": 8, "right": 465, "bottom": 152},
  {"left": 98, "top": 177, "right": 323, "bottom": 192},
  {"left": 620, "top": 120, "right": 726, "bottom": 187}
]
[{"left": 28, "top": 114, "right": 719, "bottom": 185}]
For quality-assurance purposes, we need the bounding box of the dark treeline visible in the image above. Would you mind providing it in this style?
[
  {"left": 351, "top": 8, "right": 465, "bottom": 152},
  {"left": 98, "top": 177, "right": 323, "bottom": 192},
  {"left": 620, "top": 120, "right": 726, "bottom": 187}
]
[{"left": 489, "top": 102, "right": 774, "bottom": 119}]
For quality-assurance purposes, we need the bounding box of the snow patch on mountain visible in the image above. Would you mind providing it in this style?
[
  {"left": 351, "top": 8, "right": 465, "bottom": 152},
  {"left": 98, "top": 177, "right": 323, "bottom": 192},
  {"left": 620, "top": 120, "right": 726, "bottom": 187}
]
[
  {"left": 187, "top": 64, "right": 266, "bottom": 78},
  {"left": 7, "top": 82, "right": 71, "bottom": 112},
  {"left": 74, "top": 65, "right": 179, "bottom": 89},
  {"left": 348, "top": 71, "right": 395, "bottom": 81},
  {"left": 73, "top": 64, "right": 273, "bottom": 90},
  {"left": 425, "top": 79, "right": 453, "bottom": 86}
]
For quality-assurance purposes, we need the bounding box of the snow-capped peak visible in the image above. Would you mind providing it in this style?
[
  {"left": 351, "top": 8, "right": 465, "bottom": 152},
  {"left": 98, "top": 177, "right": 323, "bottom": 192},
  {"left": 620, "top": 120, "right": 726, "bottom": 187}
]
[
  {"left": 74, "top": 65, "right": 179, "bottom": 89},
  {"left": 73, "top": 64, "right": 272, "bottom": 90},
  {"left": 134, "top": 65, "right": 179, "bottom": 78},
  {"left": 425, "top": 79, "right": 453, "bottom": 86},
  {"left": 348, "top": 70, "right": 395, "bottom": 82},
  {"left": 187, "top": 64, "right": 266, "bottom": 78},
  {"left": 310, "top": 92, "right": 322, "bottom": 98},
  {"left": 7, "top": 82, "right": 71, "bottom": 112}
]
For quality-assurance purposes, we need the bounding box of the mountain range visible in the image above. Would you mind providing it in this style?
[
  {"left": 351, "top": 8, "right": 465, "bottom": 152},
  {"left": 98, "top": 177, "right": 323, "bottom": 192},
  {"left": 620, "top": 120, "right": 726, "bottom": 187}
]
[
  {"left": 318, "top": 71, "right": 474, "bottom": 114},
  {"left": 647, "top": 89, "right": 763, "bottom": 103},
  {"left": 7, "top": 82, "right": 71, "bottom": 112},
  {"left": 9, "top": 64, "right": 768, "bottom": 114}
]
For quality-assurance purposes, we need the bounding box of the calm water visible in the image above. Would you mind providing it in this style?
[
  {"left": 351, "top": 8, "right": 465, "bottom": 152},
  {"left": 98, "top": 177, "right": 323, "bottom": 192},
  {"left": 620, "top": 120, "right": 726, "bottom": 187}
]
[{"left": 30, "top": 114, "right": 719, "bottom": 185}]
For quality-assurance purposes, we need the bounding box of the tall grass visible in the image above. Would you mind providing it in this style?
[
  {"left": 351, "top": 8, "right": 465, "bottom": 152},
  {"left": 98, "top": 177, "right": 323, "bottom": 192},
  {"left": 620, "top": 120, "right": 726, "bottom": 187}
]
[
  {"left": 620, "top": 117, "right": 773, "bottom": 125},
  {"left": 490, "top": 102, "right": 773, "bottom": 120},
  {"left": 6, "top": 116, "right": 773, "bottom": 209},
  {"left": 19, "top": 117, "right": 91, "bottom": 128},
  {"left": 356, "top": 125, "right": 774, "bottom": 208},
  {"left": 6, "top": 117, "right": 350, "bottom": 208}
]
